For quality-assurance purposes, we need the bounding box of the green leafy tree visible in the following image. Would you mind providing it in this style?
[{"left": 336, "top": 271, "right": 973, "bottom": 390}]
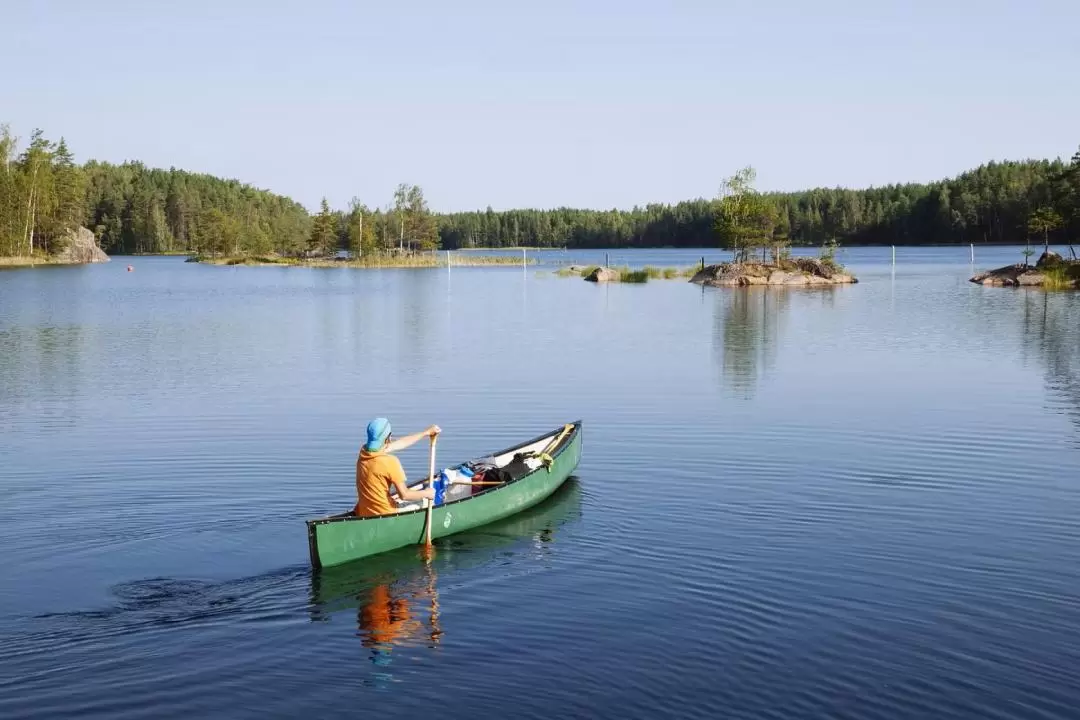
[
  {"left": 387, "top": 183, "right": 439, "bottom": 252},
  {"left": 392, "top": 183, "right": 408, "bottom": 252},
  {"left": 0, "top": 124, "right": 20, "bottom": 256},
  {"left": 715, "top": 166, "right": 758, "bottom": 263},
  {"left": 197, "top": 209, "right": 241, "bottom": 257},
  {"left": 18, "top": 129, "right": 54, "bottom": 256},
  {"left": 345, "top": 197, "right": 378, "bottom": 258},
  {"left": 715, "top": 167, "right": 781, "bottom": 263},
  {"left": 1028, "top": 206, "right": 1063, "bottom": 257}
]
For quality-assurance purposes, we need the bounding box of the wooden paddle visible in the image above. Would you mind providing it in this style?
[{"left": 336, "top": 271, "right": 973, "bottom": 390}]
[{"left": 424, "top": 432, "right": 438, "bottom": 546}]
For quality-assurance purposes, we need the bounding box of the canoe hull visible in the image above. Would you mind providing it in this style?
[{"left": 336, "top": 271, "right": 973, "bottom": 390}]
[{"left": 306, "top": 421, "right": 582, "bottom": 568}]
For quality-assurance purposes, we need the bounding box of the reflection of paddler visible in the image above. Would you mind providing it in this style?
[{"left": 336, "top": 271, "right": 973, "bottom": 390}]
[
  {"left": 360, "top": 582, "right": 423, "bottom": 647},
  {"left": 357, "top": 561, "right": 442, "bottom": 666}
]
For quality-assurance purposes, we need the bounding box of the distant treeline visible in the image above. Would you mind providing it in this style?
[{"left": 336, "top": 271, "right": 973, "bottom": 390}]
[
  {"left": 440, "top": 156, "right": 1080, "bottom": 250},
  {"left": 83, "top": 161, "right": 312, "bottom": 256},
  {"left": 1, "top": 121, "right": 1077, "bottom": 260}
]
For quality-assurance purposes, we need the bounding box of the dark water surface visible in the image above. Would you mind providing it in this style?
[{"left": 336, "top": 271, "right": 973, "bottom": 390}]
[{"left": 2, "top": 247, "right": 1080, "bottom": 719}]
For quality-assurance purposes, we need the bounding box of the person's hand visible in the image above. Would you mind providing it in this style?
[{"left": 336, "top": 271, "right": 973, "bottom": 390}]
[{"left": 427, "top": 425, "right": 441, "bottom": 438}]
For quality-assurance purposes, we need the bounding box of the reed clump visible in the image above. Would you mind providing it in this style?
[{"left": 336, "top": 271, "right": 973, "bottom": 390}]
[
  {"left": 554, "top": 264, "right": 694, "bottom": 282},
  {"left": 1042, "top": 263, "right": 1080, "bottom": 290}
]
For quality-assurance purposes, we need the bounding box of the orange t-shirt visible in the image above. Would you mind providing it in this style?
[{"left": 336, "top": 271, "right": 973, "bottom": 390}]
[{"left": 354, "top": 448, "right": 407, "bottom": 517}]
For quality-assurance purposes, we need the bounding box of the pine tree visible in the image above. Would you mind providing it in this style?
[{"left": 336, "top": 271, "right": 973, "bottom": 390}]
[
  {"left": 52, "top": 138, "right": 84, "bottom": 231},
  {"left": 309, "top": 197, "right": 336, "bottom": 256},
  {"left": 406, "top": 184, "right": 439, "bottom": 251},
  {"left": 1028, "top": 206, "right": 1063, "bottom": 257}
]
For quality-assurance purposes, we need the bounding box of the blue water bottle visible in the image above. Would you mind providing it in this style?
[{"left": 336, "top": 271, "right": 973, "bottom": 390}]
[{"left": 433, "top": 471, "right": 448, "bottom": 505}]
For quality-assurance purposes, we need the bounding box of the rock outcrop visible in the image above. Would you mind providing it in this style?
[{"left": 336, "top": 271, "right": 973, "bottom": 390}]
[
  {"left": 690, "top": 261, "right": 856, "bottom": 288},
  {"left": 970, "top": 253, "right": 1080, "bottom": 289},
  {"left": 1038, "top": 250, "right": 1063, "bottom": 268},
  {"left": 55, "top": 227, "right": 110, "bottom": 264},
  {"left": 584, "top": 266, "right": 620, "bottom": 283}
]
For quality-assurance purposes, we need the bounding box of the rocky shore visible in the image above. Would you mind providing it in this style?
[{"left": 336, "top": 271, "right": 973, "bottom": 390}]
[{"left": 0, "top": 227, "right": 109, "bottom": 267}]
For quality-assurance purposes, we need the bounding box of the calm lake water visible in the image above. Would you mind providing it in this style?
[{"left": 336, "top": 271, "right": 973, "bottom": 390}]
[{"left": 3, "top": 246, "right": 1080, "bottom": 719}]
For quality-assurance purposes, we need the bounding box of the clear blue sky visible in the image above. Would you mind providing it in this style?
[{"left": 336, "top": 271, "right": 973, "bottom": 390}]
[{"left": 3, "top": 0, "right": 1078, "bottom": 213}]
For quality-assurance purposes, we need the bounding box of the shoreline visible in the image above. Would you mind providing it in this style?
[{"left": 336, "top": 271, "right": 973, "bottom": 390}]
[
  {"left": 189, "top": 253, "right": 536, "bottom": 268},
  {"left": 0, "top": 256, "right": 82, "bottom": 268}
]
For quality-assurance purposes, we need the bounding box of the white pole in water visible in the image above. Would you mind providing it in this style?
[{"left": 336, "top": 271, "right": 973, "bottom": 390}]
[
  {"left": 891, "top": 246, "right": 896, "bottom": 265},
  {"left": 970, "top": 244, "right": 974, "bottom": 263},
  {"left": 522, "top": 248, "right": 526, "bottom": 269}
]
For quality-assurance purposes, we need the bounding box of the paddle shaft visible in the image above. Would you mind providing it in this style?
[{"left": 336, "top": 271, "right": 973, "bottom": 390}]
[{"left": 424, "top": 434, "right": 437, "bottom": 545}]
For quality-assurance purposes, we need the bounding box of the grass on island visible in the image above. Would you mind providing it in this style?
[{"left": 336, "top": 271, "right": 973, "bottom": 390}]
[
  {"left": 1039, "top": 256, "right": 1080, "bottom": 290},
  {"left": 192, "top": 252, "right": 534, "bottom": 268}
]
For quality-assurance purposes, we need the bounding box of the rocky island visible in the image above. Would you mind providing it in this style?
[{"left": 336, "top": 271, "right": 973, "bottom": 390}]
[
  {"left": 690, "top": 257, "right": 856, "bottom": 287},
  {"left": 970, "top": 251, "right": 1080, "bottom": 289}
]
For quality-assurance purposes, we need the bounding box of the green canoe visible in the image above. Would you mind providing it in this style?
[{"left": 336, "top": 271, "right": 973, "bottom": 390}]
[
  {"left": 308, "top": 479, "right": 583, "bottom": 619},
  {"left": 306, "top": 420, "right": 583, "bottom": 568}
]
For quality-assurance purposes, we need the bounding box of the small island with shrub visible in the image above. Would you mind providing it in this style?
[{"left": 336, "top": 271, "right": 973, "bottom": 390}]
[
  {"left": 567, "top": 167, "right": 857, "bottom": 287},
  {"left": 970, "top": 250, "right": 1080, "bottom": 289}
]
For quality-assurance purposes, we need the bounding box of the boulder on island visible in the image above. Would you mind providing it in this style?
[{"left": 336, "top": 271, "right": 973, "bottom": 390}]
[
  {"left": 1037, "top": 250, "right": 1063, "bottom": 269},
  {"left": 584, "top": 267, "right": 620, "bottom": 283},
  {"left": 971, "top": 264, "right": 1047, "bottom": 287},
  {"left": 55, "top": 227, "right": 110, "bottom": 264}
]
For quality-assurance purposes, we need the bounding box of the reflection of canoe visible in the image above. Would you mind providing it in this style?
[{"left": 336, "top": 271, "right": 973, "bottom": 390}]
[
  {"left": 306, "top": 421, "right": 583, "bottom": 568},
  {"left": 309, "top": 478, "right": 583, "bottom": 617}
]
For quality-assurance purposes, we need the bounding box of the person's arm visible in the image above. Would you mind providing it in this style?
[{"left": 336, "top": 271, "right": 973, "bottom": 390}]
[
  {"left": 387, "top": 457, "right": 435, "bottom": 502},
  {"left": 383, "top": 425, "right": 440, "bottom": 454}
]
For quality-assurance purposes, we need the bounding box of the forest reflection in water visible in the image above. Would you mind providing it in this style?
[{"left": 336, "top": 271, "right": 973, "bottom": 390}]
[
  {"left": 712, "top": 287, "right": 800, "bottom": 396},
  {"left": 1020, "top": 290, "right": 1080, "bottom": 438},
  {"left": 710, "top": 282, "right": 1080, "bottom": 433}
]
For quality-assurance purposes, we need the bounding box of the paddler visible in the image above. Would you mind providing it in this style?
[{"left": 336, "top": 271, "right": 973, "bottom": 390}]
[{"left": 354, "top": 418, "right": 440, "bottom": 517}]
